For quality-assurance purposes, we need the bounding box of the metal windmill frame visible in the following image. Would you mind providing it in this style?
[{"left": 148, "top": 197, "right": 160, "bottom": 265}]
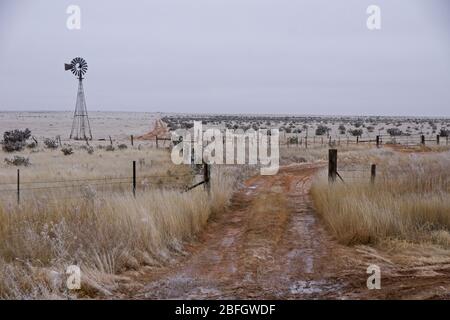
[{"left": 65, "top": 57, "right": 93, "bottom": 140}]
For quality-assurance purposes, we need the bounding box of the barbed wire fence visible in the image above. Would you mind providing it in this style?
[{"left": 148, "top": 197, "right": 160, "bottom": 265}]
[{"left": 0, "top": 161, "right": 211, "bottom": 205}]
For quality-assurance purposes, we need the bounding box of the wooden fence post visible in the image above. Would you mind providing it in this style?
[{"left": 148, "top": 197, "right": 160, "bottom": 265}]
[
  {"left": 132, "top": 160, "right": 136, "bottom": 197},
  {"left": 109, "top": 136, "right": 113, "bottom": 146},
  {"left": 356, "top": 136, "right": 359, "bottom": 144},
  {"left": 376, "top": 135, "right": 380, "bottom": 148},
  {"left": 371, "top": 164, "right": 376, "bottom": 184},
  {"left": 436, "top": 135, "right": 440, "bottom": 145},
  {"left": 131, "top": 135, "right": 134, "bottom": 146},
  {"left": 305, "top": 136, "right": 308, "bottom": 149},
  {"left": 421, "top": 135, "right": 425, "bottom": 145},
  {"left": 156, "top": 136, "right": 159, "bottom": 148},
  {"left": 203, "top": 162, "right": 211, "bottom": 194},
  {"left": 328, "top": 149, "right": 337, "bottom": 183},
  {"left": 17, "top": 169, "right": 20, "bottom": 204}
]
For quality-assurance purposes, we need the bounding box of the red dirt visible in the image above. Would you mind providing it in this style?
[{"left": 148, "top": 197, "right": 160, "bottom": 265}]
[
  {"left": 115, "top": 163, "right": 450, "bottom": 299},
  {"left": 137, "top": 119, "right": 170, "bottom": 140}
]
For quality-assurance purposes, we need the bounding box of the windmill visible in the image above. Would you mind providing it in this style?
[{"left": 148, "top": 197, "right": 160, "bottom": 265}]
[{"left": 65, "top": 57, "right": 92, "bottom": 140}]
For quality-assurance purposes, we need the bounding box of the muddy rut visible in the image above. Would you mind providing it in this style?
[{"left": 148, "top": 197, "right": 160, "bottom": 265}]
[{"left": 116, "top": 163, "right": 450, "bottom": 299}]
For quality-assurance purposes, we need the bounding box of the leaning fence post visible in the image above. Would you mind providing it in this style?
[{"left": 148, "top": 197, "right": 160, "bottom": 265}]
[
  {"left": 203, "top": 162, "right": 211, "bottom": 195},
  {"left": 328, "top": 149, "right": 337, "bottom": 183},
  {"left": 132, "top": 160, "right": 136, "bottom": 197},
  {"left": 371, "top": 164, "right": 376, "bottom": 184},
  {"left": 17, "top": 169, "right": 20, "bottom": 204}
]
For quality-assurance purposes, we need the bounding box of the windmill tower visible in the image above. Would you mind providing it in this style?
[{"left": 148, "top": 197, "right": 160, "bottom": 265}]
[{"left": 65, "top": 57, "right": 92, "bottom": 140}]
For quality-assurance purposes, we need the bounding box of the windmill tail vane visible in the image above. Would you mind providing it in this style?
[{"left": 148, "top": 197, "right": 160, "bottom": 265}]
[{"left": 65, "top": 57, "right": 92, "bottom": 140}]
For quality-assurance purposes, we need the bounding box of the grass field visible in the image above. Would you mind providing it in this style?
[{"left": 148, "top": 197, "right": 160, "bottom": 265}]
[
  {"left": 311, "top": 149, "right": 450, "bottom": 249},
  {"left": 0, "top": 142, "right": 241, "bottom": 298}
]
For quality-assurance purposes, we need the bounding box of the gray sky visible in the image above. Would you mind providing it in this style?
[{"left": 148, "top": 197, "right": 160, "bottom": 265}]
[{"left": 0, "top": 0, "right": 449, "bottom": 116}]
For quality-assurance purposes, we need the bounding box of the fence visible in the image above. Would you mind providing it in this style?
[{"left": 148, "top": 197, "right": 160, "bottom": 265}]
[
  {"left": 326, "top": 148, "right": 436, "bottom": 185},
  {"left": 328, "top": 149, "right": 377, "bottom": 184},
  {"left": 0, "top": 161, "right": 211, "bottom": 205},
  {"left": 26, "top": 131, "right": 450, "bottom": 152},
  {"left": 285, "top": 133, "right": 449, "bottom": 149}
]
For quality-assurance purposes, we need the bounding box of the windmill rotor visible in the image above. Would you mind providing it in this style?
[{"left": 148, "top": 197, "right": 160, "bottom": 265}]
[{"left": 65, "top": 57, "right": 88, "bottom": 78}]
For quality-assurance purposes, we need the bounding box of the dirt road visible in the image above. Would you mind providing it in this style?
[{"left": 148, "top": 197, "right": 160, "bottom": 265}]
[{"left": 116, "top": 163, "right": 450, "bottom": 299}]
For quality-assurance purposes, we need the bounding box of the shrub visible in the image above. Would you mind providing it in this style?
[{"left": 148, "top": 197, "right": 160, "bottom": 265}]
[
  {"left": 44, "top": 138, "right": 58, "bottom": 149},
  {"left": 315, "top": 125, "right": 329, "bottom": 136},
  {"left": 288, "top": 136, "right": 298, "bottom": 144},
  {"left": 387, "top": 128, "right": 403, "bottom": 136},
  {"left": 353, "top": 121, "right": 363, "bottom": 128},
  {"left": 105, "top": 145, "right": 115, "bottom": 152},
  {"left": 338, "top": 124, "right": 346, "bottom": 134},
  {"left": 349, "top": 129, "right": 363, "bottom": 137},
  {"left": 2, "top": 129, "right": 31, "bottom": 152},
  {"left": 118, "top": 144, "right": 128, "bottom": 150},
  {"left": 4, "top": 156, "right": 30, "bottom": 166},
  {"left": 61, "top": 147, "right": 73, "bottom": 156},
  {"left": 440, "top": 129, "right": 449, "bottom": 137}
]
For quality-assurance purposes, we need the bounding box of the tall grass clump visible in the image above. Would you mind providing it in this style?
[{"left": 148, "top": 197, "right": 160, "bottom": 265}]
[
  {"left": 311, "top": 152, "right": 450, "bottom": 247},
  {"left": 0, "top": 166, "right": 240, "bottom": 299}
]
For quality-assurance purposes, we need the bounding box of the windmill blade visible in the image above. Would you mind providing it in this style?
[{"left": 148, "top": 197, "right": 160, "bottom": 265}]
[{"left": 67, "top": 57, "right": 88, "bottom": 78}]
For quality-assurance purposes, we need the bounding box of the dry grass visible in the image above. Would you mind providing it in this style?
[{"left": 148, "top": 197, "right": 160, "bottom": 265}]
[
  {"left": 311, "top": 150, "right": 450, "bottom": 248},
  {"left": 0, "top": 147, "right": 241, "bottom": 299}
]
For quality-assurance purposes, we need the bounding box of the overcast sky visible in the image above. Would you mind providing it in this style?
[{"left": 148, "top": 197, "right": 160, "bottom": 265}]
[{"left": 0, "top": 0, "right": 449, "bottom": 116}]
